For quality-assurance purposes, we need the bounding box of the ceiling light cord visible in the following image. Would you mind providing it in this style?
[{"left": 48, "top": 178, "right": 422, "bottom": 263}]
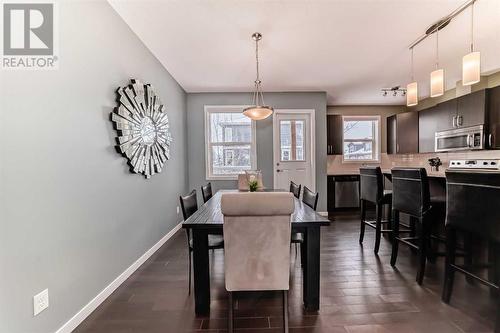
[
  {"left": 435, "top": 27, "right": 439, "bottom": 69},
  {"left": 471, "top": 2, "right": 475, "bottom": 52},
  {"left": 253, "top": 34, "right": 266, "bottom": 107},
  {"left": 410, "top": 48, "right": 415, "bottom": 81}
]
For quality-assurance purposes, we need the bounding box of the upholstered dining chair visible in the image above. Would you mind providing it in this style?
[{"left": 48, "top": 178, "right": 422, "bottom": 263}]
[
  {"left": 221, "top": 192, "right": 295, "bottom": 333},
  {"left": 201, "top": 182, "right": 213, "bottom": 203},
  {"left": 180, "top": 189, "right": 224, "bottom": 294}
]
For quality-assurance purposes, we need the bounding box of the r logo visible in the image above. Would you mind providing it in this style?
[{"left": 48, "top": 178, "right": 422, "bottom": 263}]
[{"left": 3, "top": 3, "right": 54, "bottom": 56}]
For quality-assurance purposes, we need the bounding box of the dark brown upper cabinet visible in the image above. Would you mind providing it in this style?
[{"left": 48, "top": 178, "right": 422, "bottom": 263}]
[
  {"left": 456, "top": 90, "right": 487, "bottom": 128},
  {"left": 487, "top": 86, "right": 500, "bottom": 149},
  {"left": 327, "top": 115, "right": 342, "bottom": 155},
  {"left": 387, "top": 112, "right": 419, "bottom": 154},
  {"left": 418, "top": 105, "right": 439, "bottom": 153}
]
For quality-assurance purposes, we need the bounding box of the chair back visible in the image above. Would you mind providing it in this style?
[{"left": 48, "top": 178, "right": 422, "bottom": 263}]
[
  {"left": 201, "top": 182, "right": 213, "bottom": 203},
  {"left": 446, "top": 170, "right": 500, "bottom": 243},
  {"left": 289, "top": 181, "right": 301, "bottom": 199},
  {"left": 391, "top": 168, "right": 430, "bottom": 217},
  {"left": 360, "top": 166, "right": 384, "bottom": 203},
  {"left": 179, "top": 189, "right": 198, "bottom": 220},
  {"left": 221, "top": 192, "right": 294, "bottom": 291},
  {"left": 302, "top": 186, "right": 319, "bottom": 211}
]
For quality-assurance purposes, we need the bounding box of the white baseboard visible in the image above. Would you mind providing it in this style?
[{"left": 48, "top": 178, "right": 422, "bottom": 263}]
[{"left": 55, "top": 222, "right": 183, "bottom": 333}]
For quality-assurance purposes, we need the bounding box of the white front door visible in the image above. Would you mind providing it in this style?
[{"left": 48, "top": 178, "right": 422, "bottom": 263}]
[{"left": 273, "top": 110, "right": 315, "bottom": 193}]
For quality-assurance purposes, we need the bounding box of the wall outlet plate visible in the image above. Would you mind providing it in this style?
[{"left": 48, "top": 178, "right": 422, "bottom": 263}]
[
  {"left": 176, "top": 206, "right": 180, "bottom": 214},
  {"left": 33, "top": 289, "right": 49, "bottom": 316}
]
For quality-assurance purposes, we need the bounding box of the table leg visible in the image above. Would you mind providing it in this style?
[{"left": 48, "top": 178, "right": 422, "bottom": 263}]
[
  {"left": 192, "top": 229, "right": 210, "bottom": 315},
  {"left": 304, "top": 226, "right": 320, "bottom": 311}
]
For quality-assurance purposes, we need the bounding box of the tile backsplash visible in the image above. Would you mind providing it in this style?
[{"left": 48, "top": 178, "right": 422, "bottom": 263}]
[{"left": 327, "top": 151, "right": 500, "bottom": 176}]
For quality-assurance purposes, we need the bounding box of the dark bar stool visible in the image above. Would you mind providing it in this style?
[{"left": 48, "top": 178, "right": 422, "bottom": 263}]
[
  {"left": 390, "top": 168, "right": 444, "bottom": 285},
  {"left": 442, "top": 170, "right": 500, "bottom": 332},
  {"left": 201, "top": 182, "right": 213, "bottom": 203},
  {"left": 359, "top": 166, "right": 392, "bottom": 254}
]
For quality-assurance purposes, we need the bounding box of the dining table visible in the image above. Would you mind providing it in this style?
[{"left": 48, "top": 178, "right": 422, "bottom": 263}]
[{"left": 182, "top": 189, "right": 331, "bottom": 315}]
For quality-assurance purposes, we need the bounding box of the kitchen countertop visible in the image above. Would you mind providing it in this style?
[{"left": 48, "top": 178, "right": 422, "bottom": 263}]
[{"left": 327, "top": 169, "right": 445, "bottom": 178}]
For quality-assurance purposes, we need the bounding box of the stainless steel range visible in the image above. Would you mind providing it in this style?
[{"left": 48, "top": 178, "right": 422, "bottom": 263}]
[{"left": 448, "top": 159, "right": 500, "bottom": 170}]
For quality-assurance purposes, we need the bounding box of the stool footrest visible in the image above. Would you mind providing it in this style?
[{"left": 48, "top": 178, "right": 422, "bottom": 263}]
[{"left": 451, "top": 264, "right": 499, "bottom": 290}]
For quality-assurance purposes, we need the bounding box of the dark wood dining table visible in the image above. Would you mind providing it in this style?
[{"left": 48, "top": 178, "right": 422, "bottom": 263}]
[{"left": 182, "top": 189, "right": 331, "bottom": 315}]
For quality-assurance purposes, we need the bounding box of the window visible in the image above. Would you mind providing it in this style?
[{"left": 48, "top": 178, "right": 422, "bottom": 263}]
[
  {"left": 342, "top": 116, "right": 380, "bottom": 162},
  {"left": 205, "top": 106, "right": 256, "bottom": 179},
  {"left": 279, "top": 120, "right": 305, "bottom": 162}
]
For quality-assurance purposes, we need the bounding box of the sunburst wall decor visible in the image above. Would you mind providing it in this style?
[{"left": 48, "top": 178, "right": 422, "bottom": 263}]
[{"left": 111, "top": 79, "right": 173, "bottom": 178}]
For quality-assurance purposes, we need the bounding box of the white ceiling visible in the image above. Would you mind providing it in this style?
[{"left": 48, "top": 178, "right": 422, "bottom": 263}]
[{"left": 109, "top": 0, "right": 500, "bottom": 105}]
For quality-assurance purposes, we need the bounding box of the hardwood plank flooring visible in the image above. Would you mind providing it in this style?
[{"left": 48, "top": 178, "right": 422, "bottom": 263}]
[{"left": 75, "top": 212, "right": 497, "bottom": 333}]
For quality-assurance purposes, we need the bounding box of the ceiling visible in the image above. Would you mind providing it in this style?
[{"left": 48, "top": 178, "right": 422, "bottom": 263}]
[{"left": 109, "top": 0, "right": 500, "bottom": 105}]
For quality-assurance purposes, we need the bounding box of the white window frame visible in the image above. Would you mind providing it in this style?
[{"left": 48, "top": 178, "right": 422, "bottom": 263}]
[
  {"left": 342, "top": 115, "right": 381, "bottom": 163},
  {"left": 204, "top": 105, "right": 257, "bottom": 180}
]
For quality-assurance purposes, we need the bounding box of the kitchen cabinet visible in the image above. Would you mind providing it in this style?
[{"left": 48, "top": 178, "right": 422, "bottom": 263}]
[
  {"left": 327, "top": 115, "right": 342, "bottom": 155},
  {"left": 487, "top": 85, "right": 500, "bottom": 149},
  {"left": 435, "top": 99, "right": 457, "bottom": 131},
  {"left": 387, "top": 112, "right": 419, "bottom": 154},
  {"left": 456, "top": 90, "right": 487, "bottom": 128},
  {"left": 418, "top": 105, "right": 439, "bottom": 153}
]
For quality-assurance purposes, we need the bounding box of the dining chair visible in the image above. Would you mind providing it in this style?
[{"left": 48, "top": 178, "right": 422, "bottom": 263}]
[
  {"left": 359, "top": 166, "right": 392, "bottom": 254},
  {"left": 289, "top": 181, "right": 301, "bottom": 199},
  {"left": 302, "top": 186, "right": 319, "bottom": 211},
  {"left": 201, "top": 182, "right": 213, "bottom": 203},
  {"left": 290, "top": 181, "right": 302, "bottom": 259},
  {"left": 221, "top": 192, "right": 294, "bottom": 333},
  {"left": 180, "top": 189, "right": 224, "bottom": 294}
]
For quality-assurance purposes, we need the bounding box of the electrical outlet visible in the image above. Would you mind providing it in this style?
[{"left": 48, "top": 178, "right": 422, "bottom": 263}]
[
  {"left": 33, "top": 289, "right": 49, "bottom": 316},
  {"left": 176, "top": 206, "right": 180, "bottom": 214}
]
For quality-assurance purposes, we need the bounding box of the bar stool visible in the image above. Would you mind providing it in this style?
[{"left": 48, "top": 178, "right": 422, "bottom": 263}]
[
  {"left": 442, "top": 170, "right": 499, "bottom": 332},
  {"left": 390, "top": 168, "right": 444, "bottom": 285},
  {"left": 359, "top": 166, "right": 392, "bottom": 254}
]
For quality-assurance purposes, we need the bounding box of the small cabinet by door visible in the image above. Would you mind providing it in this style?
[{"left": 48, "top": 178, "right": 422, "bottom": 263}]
[
  {"left": 327, "top": 115, "right": 342, "bottom": 155},
  {"left": 487, "top": 86, "right": 500, "bottom": 149},
  {"left": 387, "top": 112, "right": 419, "bottom": 154}
]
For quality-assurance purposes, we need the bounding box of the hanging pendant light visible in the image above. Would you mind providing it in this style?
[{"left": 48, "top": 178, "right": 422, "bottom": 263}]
[
  {"left": 462, "top": 2, "right": 480, "bottom": 86},
  {"left": 243, "top": 33, "right": 274, "bottom": 120},
  {"left": 430, "top": 26, "right": 445, "bottom": 97},
  {"left": 407, "top": 48, "right": 418, "bottom": 107}
]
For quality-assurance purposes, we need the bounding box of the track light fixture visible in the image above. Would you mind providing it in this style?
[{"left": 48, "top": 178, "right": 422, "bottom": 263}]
[{"left": 381, "top": 86, "right": 407, "bottom": 97}]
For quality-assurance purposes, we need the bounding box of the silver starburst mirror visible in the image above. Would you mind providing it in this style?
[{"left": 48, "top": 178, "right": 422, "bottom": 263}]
[{"left": 111, "top": 79, "right": 173, "bottom": 178}]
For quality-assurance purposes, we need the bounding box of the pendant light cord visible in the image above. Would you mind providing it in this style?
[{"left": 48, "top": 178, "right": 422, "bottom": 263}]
[
  {"left": 253, "top": 35, "right": 265, "bottom": 107},
  {"left": 410, "top": 47, "right": 414, "bottom": 81},
  {"left": 470, "top": 2, "right": 475, "bottom": 52},
  {"left": 435, "top": 27, "right": 439, "bottom": 69}
]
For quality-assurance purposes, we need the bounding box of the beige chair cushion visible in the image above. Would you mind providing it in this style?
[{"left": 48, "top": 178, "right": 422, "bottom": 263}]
[
  {"left": 237, "top": 171, "right": 264, "bottom": 191},
  {"left": 221, "top": 192, "right": 294, "bottom": 292}
]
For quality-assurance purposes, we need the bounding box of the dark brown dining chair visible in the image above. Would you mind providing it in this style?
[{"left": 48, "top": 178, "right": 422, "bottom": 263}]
[
  {"left": 302, "top": 186, "right": 319, "bottom": 211},
  {"left": 180, "top": 189, "right": 224, "bottom": 294},
  {"left": 359, "top": 166, "right": 392, "bottom": 254},
  {"left": 289, "top": 181, "right": 301, "bottom": 199},
  {"left": 201, "top": 182, "right": 213, "bottom": 203}
]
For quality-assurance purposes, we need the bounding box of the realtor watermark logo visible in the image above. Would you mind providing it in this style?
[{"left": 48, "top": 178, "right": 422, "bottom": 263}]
[{"left": 1, "top": 1, "right": 59, "bottom": 70}]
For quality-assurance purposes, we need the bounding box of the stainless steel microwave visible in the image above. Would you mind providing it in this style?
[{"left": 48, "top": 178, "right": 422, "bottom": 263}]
[{"left": 435, "top": 125, "right": 484, "bottom": 152}]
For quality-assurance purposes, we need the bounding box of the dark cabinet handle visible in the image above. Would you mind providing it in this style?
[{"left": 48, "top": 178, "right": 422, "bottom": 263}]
[{"left": 489, "top": 134, "right": 493, "bottom": 148}]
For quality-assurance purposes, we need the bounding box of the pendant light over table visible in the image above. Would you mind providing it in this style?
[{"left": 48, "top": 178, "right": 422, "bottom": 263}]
[{"left": 243, "top": 33, "right": 274, "bottom": 120}]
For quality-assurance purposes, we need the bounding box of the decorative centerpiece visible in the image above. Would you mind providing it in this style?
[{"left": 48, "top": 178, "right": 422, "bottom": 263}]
[
  {"left": 248, "top": 175, "right": 259, "bottom": 192},
  {"left": 110, "top": 79, "right": 173, "bottom": 178}
]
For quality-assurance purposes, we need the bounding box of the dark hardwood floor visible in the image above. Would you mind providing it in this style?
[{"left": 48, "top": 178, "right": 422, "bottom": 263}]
[{"left": 75, "top": 212, "right": 497, "bottom": 333}]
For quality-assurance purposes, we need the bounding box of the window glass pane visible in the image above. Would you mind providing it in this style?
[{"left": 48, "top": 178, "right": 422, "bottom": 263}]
[
  {"left": 343, "top": 120, "right": 374, "bottom": 140},
  {"left": 343, "top": 141, "right": 373, "bottom": 160},
  {"left": 210, "top": 112, "right": 251, "bottom": 143},
  {"left": 211, "top": 145, "right": 251, "bottom": 175},
  {"left": 280, "top": 120, "right": 305, "bottom": 161}
]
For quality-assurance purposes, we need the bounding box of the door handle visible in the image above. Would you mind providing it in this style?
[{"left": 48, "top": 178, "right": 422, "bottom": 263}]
[
  {"left": 458, "top": 115, "right": 463, "bottom": 127},
  {"left": 396, "top": 143, "right": 400, "bottom": 153},
  {"left": 466, "top": 134, "right": 471, "bottom": 147},
  {"left": 489, "top": 134, "right": 493, "bottom": 147},
  {"left": 276, "top": 169, "right": 281, "bottom": 173},
  {"left": 452, "top": 116, "right": 457, "bottom": 128}
]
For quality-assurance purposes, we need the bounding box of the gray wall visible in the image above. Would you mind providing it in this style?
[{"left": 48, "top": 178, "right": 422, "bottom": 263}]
[
  {"left": 0, "top": 2, "right": 187, "bottom": 333},
  {"left": 186, "top": 92, "right": 328, "bottom": 211}
]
